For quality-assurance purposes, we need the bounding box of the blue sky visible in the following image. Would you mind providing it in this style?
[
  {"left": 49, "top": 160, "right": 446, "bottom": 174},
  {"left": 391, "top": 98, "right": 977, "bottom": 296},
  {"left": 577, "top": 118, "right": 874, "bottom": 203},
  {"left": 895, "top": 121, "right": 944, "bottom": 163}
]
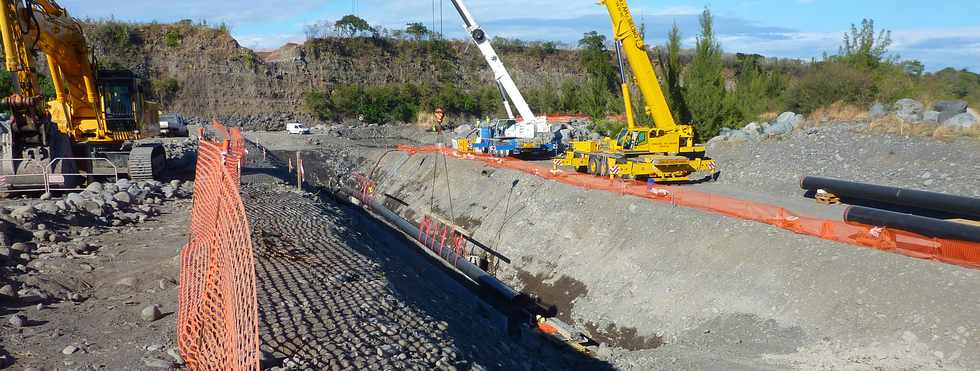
[{"left": 62, "top": 0, "right": 980, "bottom": 71}]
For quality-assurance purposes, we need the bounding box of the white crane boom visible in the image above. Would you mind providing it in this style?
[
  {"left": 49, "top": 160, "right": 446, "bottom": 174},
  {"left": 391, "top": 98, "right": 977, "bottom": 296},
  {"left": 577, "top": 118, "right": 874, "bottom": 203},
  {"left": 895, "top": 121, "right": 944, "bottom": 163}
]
[{"left": 448, "top": 0, "right": 548, "bottom": 138}]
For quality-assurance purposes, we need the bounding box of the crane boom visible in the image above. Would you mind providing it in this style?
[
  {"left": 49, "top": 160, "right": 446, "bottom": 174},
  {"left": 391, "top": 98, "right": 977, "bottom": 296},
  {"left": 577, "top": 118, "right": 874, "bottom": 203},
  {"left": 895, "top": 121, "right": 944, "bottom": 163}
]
[
  {"left": 448, "top": 0, "right": 546, "bottom": 136},
  {"left": 599, "top": 0, "right": 677, "bottom": 131}
]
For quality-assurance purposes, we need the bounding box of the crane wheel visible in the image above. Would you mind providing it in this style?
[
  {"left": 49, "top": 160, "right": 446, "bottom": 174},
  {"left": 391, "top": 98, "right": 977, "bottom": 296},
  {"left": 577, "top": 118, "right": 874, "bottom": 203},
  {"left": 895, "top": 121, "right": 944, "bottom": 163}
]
[
  {"left": 588, "top": 157, "right": 599, "bottom": 175},
  {"left": 599, "top": 157, "right": 609, "bottom": 177}
]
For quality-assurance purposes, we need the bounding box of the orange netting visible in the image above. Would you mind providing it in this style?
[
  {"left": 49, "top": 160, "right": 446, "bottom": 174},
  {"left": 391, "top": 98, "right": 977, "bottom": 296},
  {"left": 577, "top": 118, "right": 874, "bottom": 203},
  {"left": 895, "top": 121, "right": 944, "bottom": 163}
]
[
  {"left": 178, "top": 121, "right": 259, "bottom": 370},
  {"left": 397, "top": 144, "right": 980, "bottom": 270}
]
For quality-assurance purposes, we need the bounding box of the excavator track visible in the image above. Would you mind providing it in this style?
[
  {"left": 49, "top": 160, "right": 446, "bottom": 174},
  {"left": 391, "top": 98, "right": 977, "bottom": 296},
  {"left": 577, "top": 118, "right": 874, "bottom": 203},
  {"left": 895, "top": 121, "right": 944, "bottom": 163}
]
[{"left": 127, "top": 144, "right": 166, "bottom": 181}]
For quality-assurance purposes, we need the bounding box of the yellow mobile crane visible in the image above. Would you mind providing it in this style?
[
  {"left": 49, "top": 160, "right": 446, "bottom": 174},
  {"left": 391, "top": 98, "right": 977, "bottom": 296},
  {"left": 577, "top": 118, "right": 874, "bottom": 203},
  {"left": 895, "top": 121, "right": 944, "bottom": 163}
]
[
  {"left": 556, "top": 0, "right": 718, "bottom": 182},
  {"left": 0, "top": 0, "right": 163, "bottom": 191}
]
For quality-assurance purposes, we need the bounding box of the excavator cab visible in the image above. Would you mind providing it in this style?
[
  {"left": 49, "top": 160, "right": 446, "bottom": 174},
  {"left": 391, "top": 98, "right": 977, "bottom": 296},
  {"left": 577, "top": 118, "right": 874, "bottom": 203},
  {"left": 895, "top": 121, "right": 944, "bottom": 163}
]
[{"left": 96, "top": 70, "right": 143, "bottom": 133}]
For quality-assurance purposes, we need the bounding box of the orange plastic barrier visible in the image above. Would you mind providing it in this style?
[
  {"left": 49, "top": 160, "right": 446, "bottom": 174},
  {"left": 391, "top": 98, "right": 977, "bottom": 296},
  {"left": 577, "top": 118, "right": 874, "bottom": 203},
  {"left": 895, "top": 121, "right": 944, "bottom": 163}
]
[
  {"left": 178, "top": 121, "right": 260, "bottom": 370},
  {"left": 397, "top": 145, "right": 980, "bottom": 270}
]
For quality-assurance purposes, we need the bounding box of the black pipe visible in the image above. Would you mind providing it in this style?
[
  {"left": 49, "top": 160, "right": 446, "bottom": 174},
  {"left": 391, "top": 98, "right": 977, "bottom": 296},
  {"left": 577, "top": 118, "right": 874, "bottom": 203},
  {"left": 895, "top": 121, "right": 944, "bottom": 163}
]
[
  {"left": 844, "top": 206, "right": 980, "bottom": 243},
  {"left": 340, "top": 185, "right": 522, "bottom": 302},
  {"left": 801, "top": 176, "right": 980, "bottom": 220}
]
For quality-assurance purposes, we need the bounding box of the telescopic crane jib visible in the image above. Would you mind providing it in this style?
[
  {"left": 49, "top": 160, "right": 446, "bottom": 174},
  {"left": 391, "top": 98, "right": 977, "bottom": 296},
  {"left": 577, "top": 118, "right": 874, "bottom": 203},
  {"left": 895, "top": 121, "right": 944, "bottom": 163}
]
[{"left": 448, "top": 0, "right": 548, "bottom": 136}]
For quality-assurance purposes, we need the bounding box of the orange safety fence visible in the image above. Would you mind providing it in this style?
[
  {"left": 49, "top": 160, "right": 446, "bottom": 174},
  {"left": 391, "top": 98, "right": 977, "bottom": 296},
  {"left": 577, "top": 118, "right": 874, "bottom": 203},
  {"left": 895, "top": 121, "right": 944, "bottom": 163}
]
[
  {"left": 396, "top": 144, "right": 980, "bottom": 270},
  {"left": 178, "top": 121, "right": 260, "bottom": 370}
]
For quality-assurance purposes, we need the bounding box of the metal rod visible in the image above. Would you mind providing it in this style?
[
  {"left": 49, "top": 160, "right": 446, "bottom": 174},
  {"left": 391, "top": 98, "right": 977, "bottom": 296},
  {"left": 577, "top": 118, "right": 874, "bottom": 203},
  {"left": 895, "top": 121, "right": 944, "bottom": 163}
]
[
  {"left": 801, "top": 176, "right": 980, "bottom": 220},
  {"left": 844, "top": 206, "right": 980, "bottom": 243}
]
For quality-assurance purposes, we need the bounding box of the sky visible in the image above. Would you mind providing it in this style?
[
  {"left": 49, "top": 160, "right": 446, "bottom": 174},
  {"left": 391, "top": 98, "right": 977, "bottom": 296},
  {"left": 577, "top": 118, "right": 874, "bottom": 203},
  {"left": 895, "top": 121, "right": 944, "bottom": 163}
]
[{"left": 61, "top": 0, "right": 980, "bottom": 72}]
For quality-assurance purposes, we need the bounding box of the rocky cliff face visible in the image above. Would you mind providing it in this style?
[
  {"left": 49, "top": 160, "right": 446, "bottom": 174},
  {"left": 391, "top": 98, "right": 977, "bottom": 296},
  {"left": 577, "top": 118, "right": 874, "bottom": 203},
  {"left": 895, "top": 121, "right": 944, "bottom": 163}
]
[{"left": 83, "top": 22, "right": 586, "bottom": 128}]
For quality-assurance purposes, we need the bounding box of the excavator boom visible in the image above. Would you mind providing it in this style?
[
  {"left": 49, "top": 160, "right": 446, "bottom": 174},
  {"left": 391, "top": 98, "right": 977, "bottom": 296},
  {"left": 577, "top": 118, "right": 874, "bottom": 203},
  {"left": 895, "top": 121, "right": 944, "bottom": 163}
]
[{"left": 0, "top": 0, "right": 165, "bottom": 189}]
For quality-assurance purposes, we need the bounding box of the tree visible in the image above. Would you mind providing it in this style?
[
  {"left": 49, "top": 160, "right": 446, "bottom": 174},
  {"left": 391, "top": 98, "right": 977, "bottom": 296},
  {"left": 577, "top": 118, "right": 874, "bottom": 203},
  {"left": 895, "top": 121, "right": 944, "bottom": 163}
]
[
  {"left": 405, "top": 22, "right": 429, "bottom": 40},
  {"left": 657, "top": 22, "right": 690, "bottom": 124},
  {"left": 304, "top": 20, "right": 334, "bottom": 41},
  {"left": 303, "top": 90, "right": 332, "bottom": 120},
  {"left": 682, "top": 7, "right": 731, "bottom": 138},
  {"left": 335, "top": 15, "right": 373, "bottom": 38},
  {"left": 900, "top": 60, "right": 925, "bottom": 78},
  {"left": 839, "top": 19, "right": 892, "bottom": 69},
  {"left": 578, "top": 31, "right": 618, "bottom": 94}
]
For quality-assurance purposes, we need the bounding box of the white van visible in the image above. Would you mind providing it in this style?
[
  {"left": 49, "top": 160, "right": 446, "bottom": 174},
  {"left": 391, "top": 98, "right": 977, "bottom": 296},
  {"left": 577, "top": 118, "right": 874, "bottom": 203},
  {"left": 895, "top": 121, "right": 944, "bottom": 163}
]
[{"left": 286, "top": 123, "right": 311, "bottom": 135}]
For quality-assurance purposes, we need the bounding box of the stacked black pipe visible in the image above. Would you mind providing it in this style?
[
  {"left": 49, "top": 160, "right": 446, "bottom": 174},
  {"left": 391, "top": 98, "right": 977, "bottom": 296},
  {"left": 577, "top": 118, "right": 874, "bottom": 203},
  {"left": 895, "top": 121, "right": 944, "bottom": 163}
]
[{"left": 801, "top": 176, "right": 980, "bottom": 243}]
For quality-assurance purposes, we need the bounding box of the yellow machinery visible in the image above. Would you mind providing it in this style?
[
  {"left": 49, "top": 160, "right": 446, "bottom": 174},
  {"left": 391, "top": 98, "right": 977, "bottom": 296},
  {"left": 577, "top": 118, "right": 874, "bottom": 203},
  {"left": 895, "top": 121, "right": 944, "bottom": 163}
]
[
  {"left": 556, "top": 0, "right": 718, "bottom": 182},
  {"left": 0, "top": 0, "right": 163, "bottom": 191}
]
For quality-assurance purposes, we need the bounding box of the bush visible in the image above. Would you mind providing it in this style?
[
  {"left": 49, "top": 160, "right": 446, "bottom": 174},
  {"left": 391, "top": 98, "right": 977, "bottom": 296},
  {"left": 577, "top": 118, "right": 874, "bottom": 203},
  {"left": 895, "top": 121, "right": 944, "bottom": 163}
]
[
  {"left": 164, "top": 28, "right": 181, "bottom": 48},
  {"left": 303, "top": 90, "right": 332, "bottom": 119},
  {"left": 784, "top": 61, "right": 876, "bottom": 114},
  {"left": 152, "top": 78, "right": 181, "bottom": 106},
  {"left": 590, "top": 119, "right": 626, "bottom": 137}
]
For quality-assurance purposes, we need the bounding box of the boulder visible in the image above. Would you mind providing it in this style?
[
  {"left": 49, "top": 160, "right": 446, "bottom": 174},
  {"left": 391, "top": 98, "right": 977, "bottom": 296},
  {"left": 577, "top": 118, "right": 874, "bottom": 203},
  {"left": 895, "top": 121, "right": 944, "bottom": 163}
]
[
  {"left": 79, "top": 200, "right": 104, "bottom": 217},
  {"left": 141, "top": 304, "right": 163, "bottom": 322},
  {"left": 113, "top": 191, "right": 133, "bottom": 205},
  {"left": 894, "top": 99, "right": 924, "bottom": 123},
  {"left": 923, "top": 110, "right": 941, "bottom": 124},
  {"left": 869, "top": 102, "right": 888, "bottom": 119},
  {"left": 85, "top": 182, "right": 104, "bottom": 193},
  {"left": 941, "top": 112, "right": 978, "bottom": 130},
  {"left": 34, "top": 202, "right": 60, "bottom": 215},
  {"left": 10, "top": 205, "right": 35, "bottom": 221},
  {"left": 933, "top": 100, "right": 968, "bottom": 114},
  {"left": 115, "top": 178, "right": 131, "bottom": 190},
  {"left": 453, "top": 124, "right": 474, "bottom": 137},
  {"left": 742, "top": 122, "right": 764, "bottom": 135},
  {"left": 766, "top": 112, "right": 804, "bottom": 136},
  {"left": 66, "top": 193, "right": 85, "bottom": 209}
]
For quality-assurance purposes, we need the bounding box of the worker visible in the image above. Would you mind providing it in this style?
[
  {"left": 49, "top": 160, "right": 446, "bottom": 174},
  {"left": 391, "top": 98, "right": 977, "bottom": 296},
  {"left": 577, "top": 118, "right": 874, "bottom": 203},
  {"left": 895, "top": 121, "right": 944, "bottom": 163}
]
[{"left": 434, "top": 107, "right": 446, "bottom": 132}]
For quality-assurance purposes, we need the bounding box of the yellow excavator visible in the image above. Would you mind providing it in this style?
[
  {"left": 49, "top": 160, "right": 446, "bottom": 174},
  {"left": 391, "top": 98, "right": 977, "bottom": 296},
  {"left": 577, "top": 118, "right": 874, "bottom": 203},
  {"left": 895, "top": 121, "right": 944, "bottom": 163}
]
[
  {"left": 557, "top": 0, "right": 718, "bottom": 182},
  {"left": 0, "top": 0, "right": 163, "bottom": 192}
]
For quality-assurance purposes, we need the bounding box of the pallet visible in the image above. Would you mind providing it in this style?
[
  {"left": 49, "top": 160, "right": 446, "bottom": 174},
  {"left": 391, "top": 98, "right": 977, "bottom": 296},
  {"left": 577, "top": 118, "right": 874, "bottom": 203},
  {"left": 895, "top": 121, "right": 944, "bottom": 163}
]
[{"left": 815, "top": 190, "right": 840, "bottom": 205}]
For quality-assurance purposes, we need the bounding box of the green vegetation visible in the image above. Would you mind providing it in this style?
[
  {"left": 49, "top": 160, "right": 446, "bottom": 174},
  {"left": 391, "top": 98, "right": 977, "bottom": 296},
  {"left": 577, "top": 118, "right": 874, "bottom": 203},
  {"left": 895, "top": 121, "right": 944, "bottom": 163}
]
[
  {"left": 152, "top": 78, "right": 181, "bottom": 106},
  {"left": 335, "top": 15, "right": 373, "bottom": 38},
  {"left": 405, "top": 22, "right": 430, "bottom": 40},
  {"left": 165, "top": 27, "right": 182, "bottom": 48},
  {"left": 590, "top": 119, "right": 626, "bottom": 137},
  {"left": 74, "top": 16, "right": 980, "bottom": 134},
  {"left": 657, "top": 23, "right": 690, "bottom": 124},
  {"left": 303, "top": 83, "right": 501, "bottom": 125}
]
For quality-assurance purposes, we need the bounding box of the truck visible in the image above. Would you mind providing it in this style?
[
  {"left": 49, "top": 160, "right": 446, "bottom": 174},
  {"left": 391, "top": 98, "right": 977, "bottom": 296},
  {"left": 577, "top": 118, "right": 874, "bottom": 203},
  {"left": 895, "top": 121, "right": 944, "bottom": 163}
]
[
  {"left": 447, "top": 0, "right": 554, "bottom": 157},
  {"left": 556, "top": 0, "right": 719, "bottom": 182}
]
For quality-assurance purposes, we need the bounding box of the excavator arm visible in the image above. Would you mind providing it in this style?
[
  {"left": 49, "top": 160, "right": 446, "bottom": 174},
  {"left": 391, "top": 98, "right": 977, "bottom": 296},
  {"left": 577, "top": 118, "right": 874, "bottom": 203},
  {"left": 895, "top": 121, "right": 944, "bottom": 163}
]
[{"left": 0, "top": 0, "right": 151, "bottom": 144}]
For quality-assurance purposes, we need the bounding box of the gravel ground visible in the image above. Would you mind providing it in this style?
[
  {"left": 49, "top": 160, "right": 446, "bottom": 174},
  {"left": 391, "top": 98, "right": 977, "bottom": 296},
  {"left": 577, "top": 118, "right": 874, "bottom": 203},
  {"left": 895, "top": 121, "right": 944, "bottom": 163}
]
[
  {"left": 247, "top": 124, "right": 980, "bottom": 370},
  {"left": 709, "top": 123, "right": 980, "bottom": 199},
  {"left": 242, "top": 148, "right": 610, "bottom": 371},
  {"left": 0, "top": 195, "right": 192, "bottom": 370}
]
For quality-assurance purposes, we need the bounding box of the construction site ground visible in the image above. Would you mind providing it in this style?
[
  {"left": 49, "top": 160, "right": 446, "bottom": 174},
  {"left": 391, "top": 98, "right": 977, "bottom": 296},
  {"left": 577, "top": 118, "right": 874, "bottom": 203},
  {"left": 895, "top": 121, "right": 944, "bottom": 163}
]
[{"left": 247, "top": 123, "right": 980, "bottom": 370}]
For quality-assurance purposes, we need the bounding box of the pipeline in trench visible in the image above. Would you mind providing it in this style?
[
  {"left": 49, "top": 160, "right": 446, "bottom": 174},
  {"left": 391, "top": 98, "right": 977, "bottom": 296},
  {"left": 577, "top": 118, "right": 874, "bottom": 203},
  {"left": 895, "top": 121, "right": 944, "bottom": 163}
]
[{"left": 248, "top": 141, "right": 669, "bottom": 356}]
